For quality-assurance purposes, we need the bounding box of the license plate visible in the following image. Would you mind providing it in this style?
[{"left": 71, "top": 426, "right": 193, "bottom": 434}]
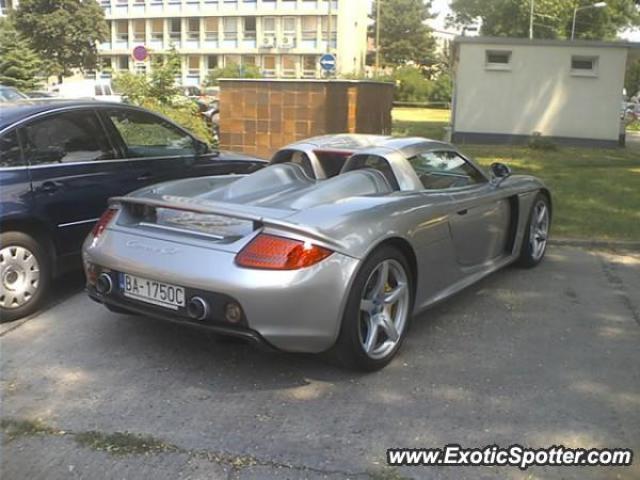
[{"left": 120, "top": 273, "right": 185, "bottom": 310}]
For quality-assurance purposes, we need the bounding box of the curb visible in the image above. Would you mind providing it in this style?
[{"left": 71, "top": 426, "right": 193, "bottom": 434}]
[{"left": 549, "top": 238, "right": 640, "bottom": 252}]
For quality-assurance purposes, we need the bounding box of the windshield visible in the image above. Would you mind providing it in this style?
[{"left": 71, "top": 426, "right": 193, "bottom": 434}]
[{"left": 0, "top": 87, "right": 28, "bottom": 102}]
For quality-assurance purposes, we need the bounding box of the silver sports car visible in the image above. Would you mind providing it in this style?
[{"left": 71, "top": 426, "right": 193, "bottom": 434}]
[{"left": 83, "top": 135, "right": 551, "bottom": 371}]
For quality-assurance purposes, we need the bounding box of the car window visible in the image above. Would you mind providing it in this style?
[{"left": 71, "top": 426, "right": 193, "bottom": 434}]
[
  {"left": 270, "top": 149, "right": 315, "bottom": 178},
  {"left": 0, "top": 87, "right": 27, "bottom": 102},
  {"left": 0, "top": 130, "right": 24, "bottom": 168},
  {"left": 107, "top": 109, "right": 196, "bottom": 158},
  {"left": 408, "top": 151, "right": 486, "bottom": 190},
  {"left": 343, "top": 154, "right": 400, "bottom": 190},
  {"left": 21, "top": 110, "right": 115, "bottom": 165},
  {"left": 314, "top": 150, "right": 351, "bottom": 178}
]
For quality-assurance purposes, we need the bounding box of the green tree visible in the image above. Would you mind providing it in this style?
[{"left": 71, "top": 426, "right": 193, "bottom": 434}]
[
  {"left": 113, "top": 48, "right": 211, "bottom": 143},
  {"left": 205, "top": 62, "right": 263, "bottom": 85},
  {"left": 0, "top": 19, "right": 42, "bottom": 91},
  {"left": 626, "top": 59, "right": 640, "bottom": 98},
  {"left": 13, "top": 0, "right": 108, "bottom": 83},
  {"left": 371, "top": 0, "right": 437, "bottom": 67},
  {"left": 449, "top": 0, "right": 640, "bottom": 40}
]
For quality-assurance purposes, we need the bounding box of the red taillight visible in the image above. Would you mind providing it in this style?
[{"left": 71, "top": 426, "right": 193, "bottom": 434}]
[
  {"left": 91, "top": 208, "right": 118, "bottom": 239},
  {"left": 236, "top": 234, "right": 333, "bottom": 270}
]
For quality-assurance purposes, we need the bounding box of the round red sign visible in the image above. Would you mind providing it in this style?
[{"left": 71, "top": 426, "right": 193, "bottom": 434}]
[{"left": 132, "top": 46, "right": 148, "bottom": 62}]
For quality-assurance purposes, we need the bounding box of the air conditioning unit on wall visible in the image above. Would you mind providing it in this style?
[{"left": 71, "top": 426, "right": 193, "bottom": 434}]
[
  {"left": 262, "top": 36, "right": 275, "bottom": 48},
  {"left": 280, "top": 35, "right": 295, "bottom": 49}
]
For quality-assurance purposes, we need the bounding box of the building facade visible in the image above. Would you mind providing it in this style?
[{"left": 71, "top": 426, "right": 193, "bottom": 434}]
[
  {"left": 452, "top": 37, "right": 639, "bottom": 147},
  {"left": 94, "top": 0, "right": 368, "bottom": 84}
]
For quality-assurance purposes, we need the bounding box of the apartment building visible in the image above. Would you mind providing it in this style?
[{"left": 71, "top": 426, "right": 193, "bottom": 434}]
[{"left": 89, "top": 0, "right": 368, "bottom": 85}]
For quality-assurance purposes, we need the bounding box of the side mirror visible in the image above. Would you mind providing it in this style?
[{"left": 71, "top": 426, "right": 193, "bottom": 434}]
[
  {"left": 490, "top": 162, "right": 512, "bottom": 180},
  {"left": 194, "top": 139, "right": 210, "bottom": 156}
]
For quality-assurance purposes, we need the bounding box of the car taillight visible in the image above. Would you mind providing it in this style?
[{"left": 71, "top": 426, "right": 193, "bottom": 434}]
[
  {"left": 91, "top": 208, "right": 118, "bottom": 239},
  {"left": 236, "top": 233, "right": 333, "bottom": 270}
]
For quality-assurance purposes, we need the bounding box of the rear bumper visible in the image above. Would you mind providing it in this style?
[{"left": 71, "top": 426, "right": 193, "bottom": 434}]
[
  {"left": 87, "top": 286, "right": 275, "bottom": 350},
  {"left": 83, "top": 229, "right": 361, "bottom": 353}
]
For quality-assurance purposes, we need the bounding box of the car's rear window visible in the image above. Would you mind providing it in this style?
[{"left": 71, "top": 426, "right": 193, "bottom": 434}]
[{"left": 313, "top": 150, "right": 352, "bottom": 178}]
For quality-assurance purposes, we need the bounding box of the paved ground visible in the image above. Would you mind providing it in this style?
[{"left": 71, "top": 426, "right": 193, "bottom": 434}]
[{"left": 1, "top": 246, "right": 639, "bottom": 480}]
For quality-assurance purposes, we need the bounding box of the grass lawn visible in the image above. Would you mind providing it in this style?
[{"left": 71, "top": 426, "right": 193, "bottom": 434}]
[{"left": 392, "top": 108, "right": 640, "bottom": 242}]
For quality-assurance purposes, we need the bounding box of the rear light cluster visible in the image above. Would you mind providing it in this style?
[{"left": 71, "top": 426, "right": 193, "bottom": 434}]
[
  {"left": 236, "top": 233, "right": 333, "bottom": 270},
  {"left": 91, "top": 208, "right": 118, "bottom": 239}
]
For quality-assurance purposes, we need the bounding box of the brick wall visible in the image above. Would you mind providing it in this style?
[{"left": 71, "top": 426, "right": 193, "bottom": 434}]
[{"left": 219, "top": 79, "right": 395, "bottom": 158}]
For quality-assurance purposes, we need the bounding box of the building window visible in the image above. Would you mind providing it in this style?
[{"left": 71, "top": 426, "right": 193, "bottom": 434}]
[
  {"left": 243, "top": 55, "right": 257, "bottom": 66},
  {"left": 117, "top": 56, "right": 129, "bottom": 71},
  {"left": 302, "top": 16, "right": 317, "bottom": 40},
  {"left": 151, "top": 19, "right": 163, "bottom": 41},
  {"left": 207, "top": 55, "right": 219, "bottom": 71},
  {"left": 243, "top": 17, "right": 257, "bottom": 40},
  {"left": 282, "top": 55, "right": 296, "bottom": 77},
  {"left": 225, "top": 55, "right": 241, "bottom": 67},
  {"left": 320, "top": 15, "right": 337, "bottom": 41},
  {"left": 223, "top": 17, "right": 238, "bottom": 40},
  {"left": 485, "top": 50, "right": 511, "bottom": 70},
  {"left": 116, "top": 20, "right": 129, "bottom": 42},
  {"left": 169, "top": 18, "right": 181, "bottom": 42},
  {"left": 133, "top": 19, "right": 145, "bottom": 42},
  {"left": 188, "top": 56, "right": 200, "bottom": 75},
  {"left": 263, "top": 55, "right": 276, "bottom": 77},
  {"left": 282, "top": 17, "right": 296, "bottom": 35},
  {"left": 571, "top": 55, "right": 598, "bottom": 77},
  {"left": 187, "top": 18, "right": 200, "bottom": 40},
  {"left": 302, "top": 55, "right": 317, "bottom": 77},
  {"left": 204, "top": 18, "right": 218, "bottom": 40},
  {"left": 262, "top": 17, "right": 276, "bottom": 34}
]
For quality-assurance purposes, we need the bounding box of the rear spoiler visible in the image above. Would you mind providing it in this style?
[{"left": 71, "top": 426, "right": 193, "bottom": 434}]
[{"left": 109, "top": 195, "right": 348, "bottom": 254}]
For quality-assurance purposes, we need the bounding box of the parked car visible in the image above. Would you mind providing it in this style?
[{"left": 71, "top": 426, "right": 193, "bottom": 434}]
[
  {"left": 83, "top": 135, "right": 552, "bottom": 371},
  {"left": 50, "top": 80, "right": 122, "bottom": 103},
  {"left": 0, "top": 100, "right": 265, "bottom": 322},
  {"left": 0, "top": 85, "right": 28, "bottom": 102},
  {"left": 25, "top": 91, "right": 57, "bottom": 99}
]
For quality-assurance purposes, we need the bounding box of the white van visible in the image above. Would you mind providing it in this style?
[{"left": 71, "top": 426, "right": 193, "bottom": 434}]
[{"left": 50, "top": 80, "right": 122, "bottom": 103}]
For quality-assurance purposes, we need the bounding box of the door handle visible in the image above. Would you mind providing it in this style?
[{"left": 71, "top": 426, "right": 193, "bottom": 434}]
[
  {"left": 38, "top": 181, "right": 59, "bottom": 193},
  {"left": 136, "top": 172, "right": 154, "bottom": 182},
  {"left": 457, "top": 209, "right": 468, "bottom": 216}
]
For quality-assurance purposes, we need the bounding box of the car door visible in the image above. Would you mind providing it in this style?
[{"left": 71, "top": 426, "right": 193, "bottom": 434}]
[
  {"left": 99, "top": 107, "right": 204, "bottom": 190},
  {"left": 100, "top": 107, "right": 262, "bottom": 187},
  {"left": 409, "top": 150, "right": 511, "bottom": 268},
  {"left": 23, "top": 108, "right": 141, "bottom": 258}
]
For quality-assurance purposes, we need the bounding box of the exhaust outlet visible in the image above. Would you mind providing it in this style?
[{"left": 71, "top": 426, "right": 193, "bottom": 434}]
[
  {"left": 96, "top": 273, "right": 113, "bottom": 295},
  {"left": 187, "top": 296, "right": 209, "bottom": 321}
]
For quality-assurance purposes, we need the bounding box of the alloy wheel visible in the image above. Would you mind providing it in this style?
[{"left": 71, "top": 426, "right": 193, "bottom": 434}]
[{"left": 358, "top": 259, "right": 410, "bottom": 360}]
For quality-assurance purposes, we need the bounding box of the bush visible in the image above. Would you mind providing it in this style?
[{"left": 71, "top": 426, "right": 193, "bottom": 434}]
[
  {"left": 384, "top": 66, "right": 431, "bottom": 103},
  {"left": 528, "top": 134, "right": 558, "bottom": 151},
  {"left": 206, "top": 62, "right": 262, "bottom": 86}
]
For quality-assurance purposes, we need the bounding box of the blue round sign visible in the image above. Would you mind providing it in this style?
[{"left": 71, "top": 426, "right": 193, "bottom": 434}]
[{"left": 319, "top": 54, "right": 337, "bottom": 72}]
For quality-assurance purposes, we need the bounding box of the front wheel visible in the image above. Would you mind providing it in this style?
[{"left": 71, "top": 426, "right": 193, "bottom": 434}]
[
  {"left": 517, "top": 193, "right": 551, "bottom": 268},
  {"left": 330, "top": 246, "right": 413, "bottom": 371},
  {"left": 0, "top": 232, "right": 51, "bottom": 323}
]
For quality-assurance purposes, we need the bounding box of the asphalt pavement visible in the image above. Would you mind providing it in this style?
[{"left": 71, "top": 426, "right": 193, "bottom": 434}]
[{"left": 1, "top": 246, "right": 639, "bottom": 480}]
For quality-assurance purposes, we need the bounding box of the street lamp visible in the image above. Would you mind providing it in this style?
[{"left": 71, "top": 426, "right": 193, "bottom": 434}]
[{"left": 571, "top": 2, "right": 607, "bottom": 40}]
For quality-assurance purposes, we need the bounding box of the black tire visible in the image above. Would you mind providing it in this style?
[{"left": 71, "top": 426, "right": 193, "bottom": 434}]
[
  {"left": 329, "top": 245, "right": 414, "bottom": 372},
  {"left": 517, "top": 192, "right": 551, "bottom": 268},
  {"left": 0, "top": 231, "right": 51, "bottom": 323}
]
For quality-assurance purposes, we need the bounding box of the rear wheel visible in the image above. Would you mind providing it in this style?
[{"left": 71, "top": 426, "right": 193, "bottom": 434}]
[
  {"left": 0, "top": 232, "right": 50, "bottom": 323},
  {"left": 517, "top": 193, "right": 551, "bottom": 268},
  {"left": 330, "top": 246, "right": 413, "bottom": 371}
]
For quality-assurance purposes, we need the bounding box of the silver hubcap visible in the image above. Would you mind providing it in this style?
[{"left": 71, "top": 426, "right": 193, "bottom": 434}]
[
  {"left": 358, "top": 259, "right": 410, "bottom": 360},
  {"left": 530, "top": 201, "right": 549, "bottom": 261},
  {"left": 0, "top": 246, "right": 40, "bottom": 309}
]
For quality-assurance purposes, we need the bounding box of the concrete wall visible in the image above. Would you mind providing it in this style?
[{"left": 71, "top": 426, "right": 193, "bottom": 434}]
[
  {"left": 219, "top": 79, "right": 394, "bottom": 158},
  {"left": 453, "top": 42, "right": 628, "bottom": 144}
]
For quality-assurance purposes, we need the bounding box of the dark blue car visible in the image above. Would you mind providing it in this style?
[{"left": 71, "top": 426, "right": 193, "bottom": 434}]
[{"left": 0, "top": 100, "right": 265, "bottom": 321}]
